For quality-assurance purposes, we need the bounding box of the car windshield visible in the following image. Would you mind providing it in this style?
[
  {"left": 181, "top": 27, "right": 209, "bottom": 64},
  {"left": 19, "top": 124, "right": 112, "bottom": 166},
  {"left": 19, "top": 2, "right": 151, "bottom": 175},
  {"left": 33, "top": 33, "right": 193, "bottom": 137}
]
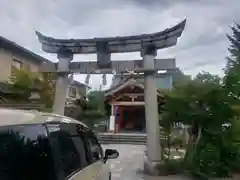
[{"left": 0, "top": 124, "right": 56, "bottom": 180}]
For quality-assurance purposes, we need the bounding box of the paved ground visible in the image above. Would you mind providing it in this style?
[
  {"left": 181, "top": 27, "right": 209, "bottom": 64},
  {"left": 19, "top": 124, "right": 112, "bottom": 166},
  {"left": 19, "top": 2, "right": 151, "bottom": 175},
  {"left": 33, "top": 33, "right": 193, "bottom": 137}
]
[
  {"left": 102, "top": 144, "right": 240, "bottom": 180},
  {"left": 102, "top": 144, "right": 188, "bottom": 180},
  {"left": 102, "top": 144, "right": 145, "bottom": 180}
]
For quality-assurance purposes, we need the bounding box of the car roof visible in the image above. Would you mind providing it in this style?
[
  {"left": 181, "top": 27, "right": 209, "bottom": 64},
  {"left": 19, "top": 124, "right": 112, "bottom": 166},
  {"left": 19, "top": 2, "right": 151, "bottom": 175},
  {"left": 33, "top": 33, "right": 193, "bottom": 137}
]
[{"left": 0, "top": 108, "right": 88, "bottom": 127}]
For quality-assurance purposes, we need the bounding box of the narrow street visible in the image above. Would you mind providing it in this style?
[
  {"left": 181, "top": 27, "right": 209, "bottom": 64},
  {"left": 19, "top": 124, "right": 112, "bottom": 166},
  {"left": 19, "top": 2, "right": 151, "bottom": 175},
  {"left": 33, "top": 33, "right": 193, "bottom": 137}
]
[{"left": 103, "top": 144, "right": 145, "bottom": 180}]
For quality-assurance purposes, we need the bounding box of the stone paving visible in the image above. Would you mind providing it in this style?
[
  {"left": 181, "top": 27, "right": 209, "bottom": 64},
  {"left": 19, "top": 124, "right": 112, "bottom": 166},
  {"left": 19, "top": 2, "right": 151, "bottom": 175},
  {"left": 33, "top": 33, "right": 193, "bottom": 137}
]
[
  {"left": 103, "top": 144, "right": 145, "bottom": 180},
  {"left": 102, "top": 144, "right": 239, "bottom": 180},
  {"left": 102, "top": 144, "right": 188, "bottom": 180}
]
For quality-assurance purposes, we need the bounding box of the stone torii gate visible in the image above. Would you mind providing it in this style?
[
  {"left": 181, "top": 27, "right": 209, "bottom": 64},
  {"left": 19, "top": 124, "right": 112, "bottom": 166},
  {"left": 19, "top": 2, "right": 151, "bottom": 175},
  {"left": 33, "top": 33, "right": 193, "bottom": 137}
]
[{"left": 36, "top": 19, "right": 186, "bottom": 175}]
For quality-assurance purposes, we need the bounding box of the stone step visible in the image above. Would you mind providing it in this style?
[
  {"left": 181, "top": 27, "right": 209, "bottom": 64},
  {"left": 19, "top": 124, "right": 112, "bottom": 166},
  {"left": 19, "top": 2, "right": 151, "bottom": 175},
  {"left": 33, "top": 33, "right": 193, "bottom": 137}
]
[
  {"left": 98, "top": 135, "right": 166, "bottom": 140},
  {"left": 98, "top": 133, "right": 144, "bottom": 145},
  {"left": 97, "top": 133, "right": 147, "bottom": 145},
  {"left": 98, "top": 136, "right": 146, "bottom": 140},
  {"left": 97, "top": 133, "right": 168, "bottom": 145},
  {"left": 98, "top": 134, "right": 146, "bottom": 137},
  {"left": 99, "top": 139, "right": 147, "bottom": 143},
  {"left": 98, "top": 137, "right": 146, "bottom": 140},
  {"left": 99, "top": 140, "right": 146, "bottom": 145}
]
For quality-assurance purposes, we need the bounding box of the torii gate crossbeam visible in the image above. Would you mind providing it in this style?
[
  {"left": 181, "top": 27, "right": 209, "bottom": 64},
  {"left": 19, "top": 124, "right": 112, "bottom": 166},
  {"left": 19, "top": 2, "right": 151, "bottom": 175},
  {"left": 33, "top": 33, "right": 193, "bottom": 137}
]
[{"left": 36, "top": 19, "right": 186, "bottom": 176}]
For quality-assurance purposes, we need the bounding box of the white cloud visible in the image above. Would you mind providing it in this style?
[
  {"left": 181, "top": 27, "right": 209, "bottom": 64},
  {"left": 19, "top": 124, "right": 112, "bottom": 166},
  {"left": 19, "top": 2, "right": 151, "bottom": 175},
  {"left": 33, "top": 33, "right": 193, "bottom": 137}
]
[{"left": 0, "top": 0, "right": 239, "bottom": 89}]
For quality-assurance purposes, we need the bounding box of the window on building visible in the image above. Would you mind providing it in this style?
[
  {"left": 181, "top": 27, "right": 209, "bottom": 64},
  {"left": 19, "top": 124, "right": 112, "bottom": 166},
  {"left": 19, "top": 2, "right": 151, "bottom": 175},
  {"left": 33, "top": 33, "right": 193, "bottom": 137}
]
[
  {"left": 47, "top": 122, "right": 89, "bottom": 178},
  {"left": 12, "top": 59, "right": 23, "bottom": 70},
  {"left": 68, "top": 87, "right": 77, "bottom": 98},
  {"left": 11, "top": 59, "right": 23, "bottom": 77},
  {"left": 0, "top": 124, "right": 57, "bottom": 180}
]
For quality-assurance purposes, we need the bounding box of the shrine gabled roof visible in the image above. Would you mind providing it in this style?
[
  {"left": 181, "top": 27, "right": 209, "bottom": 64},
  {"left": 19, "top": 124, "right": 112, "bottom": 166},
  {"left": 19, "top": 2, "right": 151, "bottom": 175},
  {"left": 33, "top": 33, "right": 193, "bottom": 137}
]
[
  {"left": 36, "top": 19, "right": 186, "bottom": 54},
  {"left": 104, "top": 76, "right": 163, "bottom": 97}
]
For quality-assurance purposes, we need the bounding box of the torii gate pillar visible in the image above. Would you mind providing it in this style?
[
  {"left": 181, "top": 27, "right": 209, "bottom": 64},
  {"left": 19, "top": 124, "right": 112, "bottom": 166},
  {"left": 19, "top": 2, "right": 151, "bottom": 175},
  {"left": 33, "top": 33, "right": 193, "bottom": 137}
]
[
  {"left": 142, "top": 45, "right": 162, "bottom": 174},
  {"left": 36, "top": 19, "right": 186, "bottom": 176},
  {"left": 53, "top": 51, "right": 73, "bottom": 115}
]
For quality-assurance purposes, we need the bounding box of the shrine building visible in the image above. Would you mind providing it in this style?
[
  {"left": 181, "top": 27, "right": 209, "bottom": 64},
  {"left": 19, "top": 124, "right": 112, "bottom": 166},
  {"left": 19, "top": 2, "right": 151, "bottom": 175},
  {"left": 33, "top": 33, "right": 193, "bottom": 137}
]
[{"left": 104, "top": 72, "right": 173, "bottom": 133}]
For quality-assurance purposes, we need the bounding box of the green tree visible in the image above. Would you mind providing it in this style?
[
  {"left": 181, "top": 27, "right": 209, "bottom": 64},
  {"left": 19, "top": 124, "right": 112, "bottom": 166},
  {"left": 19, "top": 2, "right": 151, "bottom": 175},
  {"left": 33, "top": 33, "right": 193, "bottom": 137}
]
[
  {"left": 224, "top": 23, "right": 240, "bottom": 101},
  {"left": 35, "top": 72, "right": 56, "bottom": 109},
  {"left": 77, "top": 90, "right": 106, "bottom": 128},
  {"left": 161, "top": 72, "right": 239, "bottom": 178},
  {"left": 162, "top": 74, "right": 223, "bottom": 143},
  {"left": 172, "top": 68, "right": 191, "bottom": 86},
  {"left": 86, "top": 90, "right": 105, "bottom": 113},
  {"left": 9, "top": 67, "right": 36, "bottom": 101},
  {"left": 195, "top": 71, "right": 221, "bottom": 85},
  {"left": 225, "top": 24, "right": 240, "bottom": 72},
  {"left": 9, "top": 67, "right": 55, "bottom": 108}
]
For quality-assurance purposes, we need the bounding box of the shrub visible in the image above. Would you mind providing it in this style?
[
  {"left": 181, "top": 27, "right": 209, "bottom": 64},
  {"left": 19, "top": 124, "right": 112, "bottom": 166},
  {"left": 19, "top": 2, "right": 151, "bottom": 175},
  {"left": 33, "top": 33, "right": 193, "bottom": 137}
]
[
  {"left": 157, "top": 159, "right": 184, "bottom": 175},
  {"left": 185, "top": 127, "right": 240, "bottom": 179}
]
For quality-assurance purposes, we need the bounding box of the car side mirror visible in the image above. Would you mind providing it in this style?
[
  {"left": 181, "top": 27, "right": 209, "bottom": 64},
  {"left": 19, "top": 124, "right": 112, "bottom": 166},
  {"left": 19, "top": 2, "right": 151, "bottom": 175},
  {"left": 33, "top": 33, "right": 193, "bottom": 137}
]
[{"left": 104, "top": 149, "right": 119, "bottom": 163}]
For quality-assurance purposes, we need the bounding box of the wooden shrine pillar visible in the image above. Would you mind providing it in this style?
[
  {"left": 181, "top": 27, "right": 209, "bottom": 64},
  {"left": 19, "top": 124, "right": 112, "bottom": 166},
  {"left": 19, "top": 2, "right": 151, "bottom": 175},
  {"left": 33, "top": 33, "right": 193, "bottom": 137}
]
[
  {"left": 114, "top": 105, "right": 120, "bottom": 133},
  {"left": 115, "top": 106, "right": 123, "bottom": 133}
]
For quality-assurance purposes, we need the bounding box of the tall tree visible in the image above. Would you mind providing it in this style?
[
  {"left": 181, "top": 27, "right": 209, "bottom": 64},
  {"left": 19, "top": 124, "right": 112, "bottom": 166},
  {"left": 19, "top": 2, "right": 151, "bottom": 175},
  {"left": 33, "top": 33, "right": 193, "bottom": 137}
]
[
  {"left": 161, "top": 73, "right": 238, "bottom": 178},
  {"left": 78, "top": 90, "right": 106, "bottom": 127},
  {"left": 172, "top": 68, "right": 191, "bottom": 86},
  {"left": 224, "top": 23, "right": 240, "bottom": 101},
  {"left": 86, "top": 90, "right": 105, "bottom": 112},
  {"left": 195, "top": 71, "right": 221, "bottom": 85},
  {"left": 226, "top": 24, "right": 240, "bottom": 72}
]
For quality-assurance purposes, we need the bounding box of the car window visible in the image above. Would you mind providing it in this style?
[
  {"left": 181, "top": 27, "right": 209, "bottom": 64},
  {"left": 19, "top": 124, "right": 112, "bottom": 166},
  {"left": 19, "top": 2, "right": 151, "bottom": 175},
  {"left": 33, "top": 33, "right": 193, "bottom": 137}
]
[
  {"left": 85, "top": 131, "right": 104, "bottom": 162},
  {"left": 0, "top": 124, "right": 56, "bottom": 180},
  {"left": 47, "top": 123, "right": 90, "bottom": 179}
]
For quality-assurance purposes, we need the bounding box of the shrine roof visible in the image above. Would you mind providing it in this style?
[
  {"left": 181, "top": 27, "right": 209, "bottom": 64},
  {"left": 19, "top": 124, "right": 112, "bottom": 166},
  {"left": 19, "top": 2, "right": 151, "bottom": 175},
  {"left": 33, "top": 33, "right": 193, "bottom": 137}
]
[
  {"left": 36, "top": 19, "right": 186, "bottom": 54},
  {"left": 104, "top": 76, "right": 163, "bottom": 97}
]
